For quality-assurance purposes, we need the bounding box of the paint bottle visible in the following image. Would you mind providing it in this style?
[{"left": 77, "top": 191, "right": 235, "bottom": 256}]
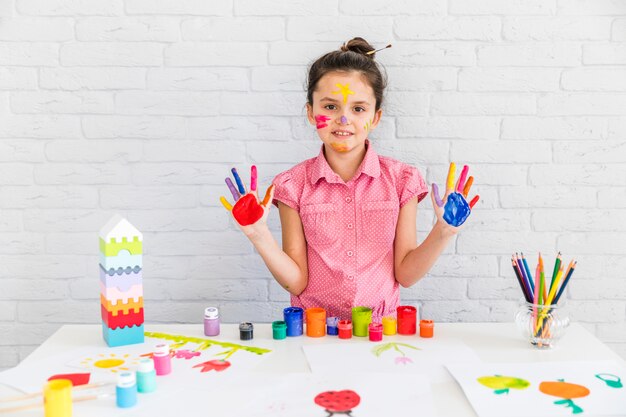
[
  {"left": 420, "top": 319, "right": 434, "bottom": 338},
  {"left": 239, "top": 322, "right": 254, "bottom": 340},
  {"left": 326, "top": 316, "right": 339, "bottom": 336},
  {"left": 382, "top": 316, "right": 397, "bottom": 336},
  {"left": 338, "top": 320, "right": 352, "bottom": 339},
  {"left": 305, "top": 307, "right": 326, "bottom": 337},
  {"left": 115, "top": 371, "right": 137, "bottom": 408},
  {"left": 44, "top": 379, "right": 72, "bottom": 417},
  {"left": 369, "top": 323, "right": 383, "bottom": 342},
  {"left": 203, "top": 307, "right": 220, "bottom": 337},
  {"left": 283, "top": 306, "right": 304, "bottom": 337},
  {"left": 153, "top": 343, "right": 172, "bottom": 376},
  {"left": 136, "top": 357, "right": 157, "bottom": 393},
  {"left": 351, "top": 306, "right": 372, "bottom": 337},
  {"left": 397, "top": 305, "right": 417, "bottom": 335},
  {"left": 272, "top": 320, "right": 287, "bottom": 340}
]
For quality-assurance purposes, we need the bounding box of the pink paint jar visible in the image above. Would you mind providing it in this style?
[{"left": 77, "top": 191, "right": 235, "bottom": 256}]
[
  {"left": 153, "top": 343, "right": 171, "bottom": 376},
  {"left": 368, "top": 323, "right": 383, "bottom": 342},
  {"left": 338, "top": 320, "right": 352, "bottom": 339},
  {"left": 203, "top": 307, "right": 220, "bottom": 337}
]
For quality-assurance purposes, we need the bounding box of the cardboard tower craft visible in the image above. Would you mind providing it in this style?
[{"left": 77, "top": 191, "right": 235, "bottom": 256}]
[{"left": 99, "top": 215, "right": 144, "bottom": 347}]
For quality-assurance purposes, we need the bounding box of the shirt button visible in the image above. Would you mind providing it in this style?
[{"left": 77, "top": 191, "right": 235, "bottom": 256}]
[
  {"left": 347, "top": 223, "right": 353, "bottom": 229},
  {"left": 347, "top": 250, "right": 353, "bottom": 257},
  {"left": 347, "top": 275, "right": 354, "bottom": 280},
  {"left": 345, "top": 197, "right": 352, "bottom": 203}
]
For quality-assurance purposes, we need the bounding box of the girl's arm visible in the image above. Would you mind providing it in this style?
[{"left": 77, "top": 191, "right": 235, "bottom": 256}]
[
  {"left": 393, "top": 197, "right": 457, "bottom": 287},
  {"left": 246, "top": 202, "right": 309, "bottom": 296}
]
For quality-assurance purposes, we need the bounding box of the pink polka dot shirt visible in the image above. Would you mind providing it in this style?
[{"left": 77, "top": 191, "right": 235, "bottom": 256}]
[{"left": 272, "top": 141, "right": 428, "bottom": 321}]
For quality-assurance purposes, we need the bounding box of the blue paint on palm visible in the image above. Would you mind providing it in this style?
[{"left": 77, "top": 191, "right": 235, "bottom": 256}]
[{"left": 443, "top": 192, "right": 471, "bottom": 227}]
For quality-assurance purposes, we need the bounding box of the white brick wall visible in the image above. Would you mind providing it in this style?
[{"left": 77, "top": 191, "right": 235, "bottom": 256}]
[{"left": 1, "top": 0, "right": 625, "bottom": 367}]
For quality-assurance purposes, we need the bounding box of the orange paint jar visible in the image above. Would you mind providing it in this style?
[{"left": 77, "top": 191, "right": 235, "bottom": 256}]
[
  {"left": 420, "top": 319, "right": 434, "bottom": 338},
  {"left": 306, "top": 308, "right": 326, "bottom": 337}
]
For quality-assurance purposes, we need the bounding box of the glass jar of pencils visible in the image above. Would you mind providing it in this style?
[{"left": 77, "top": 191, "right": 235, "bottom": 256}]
[{"left": 515, "top": 300, "right": 570, "bottom": 349}]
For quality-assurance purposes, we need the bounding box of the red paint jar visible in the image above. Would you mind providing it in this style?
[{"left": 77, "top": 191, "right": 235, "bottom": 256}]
[
  {"left": 338, "top": 320, "right": 352, "bottom": 339},
  {"left": 368, "top": 323, "right": 383, "bottom": 342},
  {"left": 420, "top": 319, "right": 434, "bottom": 338},
  {"left": 397, "top": 305, "right": 417, "bottom": 335}
]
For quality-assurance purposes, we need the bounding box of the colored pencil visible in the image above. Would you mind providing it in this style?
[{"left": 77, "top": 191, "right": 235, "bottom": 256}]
[
  {"left": 514, "top": 254, "right": 532, "bottom": 302},
  {"left": 512, "top": 257, "right": 531, "bottom": 302},
  {"left": 549, "top": 252, "right": 562, "bottom": 293},
  {"left": 521, "top": 253, "right": 535, "bottom": 294},
  {"left": 538, "top": 253, "right": 545, "bottom": 305},
  {"left": 554, "top": 261, "right": 577, "bottom": 304}
]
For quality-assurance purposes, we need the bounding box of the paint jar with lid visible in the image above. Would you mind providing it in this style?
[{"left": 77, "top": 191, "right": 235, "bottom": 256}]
[
  {"left": 305, "top": 308, "right": 326, "bottom": 337},
  {"left": 136, "top": 357, "right": 156, "bottom": 393},
  {"left": 338, "top": 320, "right": 352, "bottom": 339},
  {"left": 239, "top": 322, "right": 254, "bottom": 340},
  {"left": 44, "top": 379, "right": 72, "bottom": 417},
  {"left": 272, "top": 320, "right": 287, "bottom": 340},
  {"left": 397, "top": 305, "right": 417, "bottom": 335},
  {"left": 326, "top": 316, "right": 339, "bottom": 335},
  {"left": 420, "top": 319, "right": 434, "bottom": 338},
  {"left": 369, "top": 323, "right": 383, "bottom": 342},
  {"left": 352, "top": 306, "right": 372, "bottom": 337},
  {"left": 203, "top": 307, "right": 220, "bottom": 337},
  {"left": 153, "top": 343, "right": 171, "bottom": 376},
  {"left": 116, "top": 371, "right": 137, "bottom": 408},
  {"left": 283, "top": 307, "right": 304, "bottom": 337},
  {"left": 382, "top": 316, "right": 397, "bottom": 335}
]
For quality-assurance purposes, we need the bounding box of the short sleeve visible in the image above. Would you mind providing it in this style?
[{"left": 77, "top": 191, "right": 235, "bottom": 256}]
[
  {"left": 398, "top": 165, "right": 429, "bottom": 207},
  {"left": 272, "top": 171, "right": 300, "bottom": 211}
]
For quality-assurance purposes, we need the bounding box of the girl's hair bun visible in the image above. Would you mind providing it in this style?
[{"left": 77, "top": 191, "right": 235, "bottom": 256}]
[{"left": 340, "top": 37, "right": 376, "bottom": 58}]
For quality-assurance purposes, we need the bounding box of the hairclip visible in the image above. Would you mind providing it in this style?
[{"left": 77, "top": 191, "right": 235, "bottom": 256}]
[{"left": 366, "top": 44, "right": 392, "bottom": 55}]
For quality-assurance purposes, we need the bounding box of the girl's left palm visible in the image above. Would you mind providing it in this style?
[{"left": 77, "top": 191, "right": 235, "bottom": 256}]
[{"left": 431, "top": 163, "right": 479, "bottom": 232}]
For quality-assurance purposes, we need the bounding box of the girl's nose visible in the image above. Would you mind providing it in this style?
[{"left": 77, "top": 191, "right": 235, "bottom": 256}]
[{"left": 339, "top": 115, "right": 348, "bottom": 125}]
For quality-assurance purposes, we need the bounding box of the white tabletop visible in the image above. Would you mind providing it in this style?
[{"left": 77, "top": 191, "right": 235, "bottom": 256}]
[{"left": 2, "top": 322, "right": 624, "bottom": 417}]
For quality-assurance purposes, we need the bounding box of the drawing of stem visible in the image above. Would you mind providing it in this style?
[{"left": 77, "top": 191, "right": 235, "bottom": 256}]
[
  {"left": 144, "top": 332, "right": 271, "bottom": 356},
  {"left": 372, "top": 342, "right": 420, "bottom": 362}
]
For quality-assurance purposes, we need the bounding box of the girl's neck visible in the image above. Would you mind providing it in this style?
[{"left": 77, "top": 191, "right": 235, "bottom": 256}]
[{"left": 323, "top": 142, "right": 368, "bottom": 183}]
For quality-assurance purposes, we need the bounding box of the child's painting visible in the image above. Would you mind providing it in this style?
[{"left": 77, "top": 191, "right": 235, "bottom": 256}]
[
  {"left": 302, "top": 338, "right": 480, "bottom": 383},
  {"left": 138, "top": 372, "right": 436, "bottom": 417},
  {"left": 447, "top": 361, "right": 626, "bottom": 417}
]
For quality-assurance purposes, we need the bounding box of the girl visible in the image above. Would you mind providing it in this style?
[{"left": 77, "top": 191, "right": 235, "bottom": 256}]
[{"left": 220, "top": 37, "right": 478, "bottom": 322}]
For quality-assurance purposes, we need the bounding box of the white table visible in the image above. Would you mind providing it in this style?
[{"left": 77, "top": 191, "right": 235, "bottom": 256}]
[{"left": 2, "top": 323, "right": 623, "bottom": 416}]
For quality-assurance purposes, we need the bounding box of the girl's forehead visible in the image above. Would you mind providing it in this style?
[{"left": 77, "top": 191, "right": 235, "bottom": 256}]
[{"left": 315, "top": 71, "right": 374, "bottom": 99}]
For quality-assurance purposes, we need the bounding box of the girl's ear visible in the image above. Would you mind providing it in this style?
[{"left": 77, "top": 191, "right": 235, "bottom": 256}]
[
  {"left": 370, "top": 108, "right": 383, "bottom": 129},
  {"left": 305, "top": 102, "right": 316, "bottom": 126}
]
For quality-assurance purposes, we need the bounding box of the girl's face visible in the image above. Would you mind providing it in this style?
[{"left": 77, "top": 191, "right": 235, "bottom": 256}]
[{"left": 306, "top": 71, "right": 382, "bottom": 155}]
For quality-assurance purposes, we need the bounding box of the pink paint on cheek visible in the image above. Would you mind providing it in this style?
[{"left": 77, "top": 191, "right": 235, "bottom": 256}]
[{"left": 315, "top": 115, "right": 330, "bottom": 129}]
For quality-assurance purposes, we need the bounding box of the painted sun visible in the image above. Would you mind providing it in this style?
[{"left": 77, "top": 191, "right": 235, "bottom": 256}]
[{"left": 80, "top": 353, "right": 138, "bottom": 373}]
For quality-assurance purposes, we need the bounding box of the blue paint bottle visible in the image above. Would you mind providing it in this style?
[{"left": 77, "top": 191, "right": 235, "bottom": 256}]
[
  {"left": 116, "top": 371, "right": 138, "bottom": 408},
  {"left": 136, "top": 357, "right": 156, "bottom": 393},
  {"left": 283, "top": 307, "right": 304, "bottom": 337},
  {"left": 326, "top": 316, "right": 339, "bottom": 335}
]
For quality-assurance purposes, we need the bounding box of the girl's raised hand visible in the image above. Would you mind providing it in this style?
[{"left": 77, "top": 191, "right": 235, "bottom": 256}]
[
  {"left": 431, "top": 163, "right": 479, "bottom": 230},
  {"left": 220, "top": 166, "right": 275, "bottom": 236}
]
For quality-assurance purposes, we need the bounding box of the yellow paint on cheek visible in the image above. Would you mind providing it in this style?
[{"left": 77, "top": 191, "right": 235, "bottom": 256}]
[
  {"left": 330, "top": 142, "right": 349, "bottom": 152},
  {"left": 94, "top": 358, "right": 125, "bottom": 369}
]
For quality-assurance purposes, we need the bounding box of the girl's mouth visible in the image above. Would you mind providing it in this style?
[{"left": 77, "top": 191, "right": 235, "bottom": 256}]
[{"left": 331, "top": 130, "right": 353, "bottom": 138}]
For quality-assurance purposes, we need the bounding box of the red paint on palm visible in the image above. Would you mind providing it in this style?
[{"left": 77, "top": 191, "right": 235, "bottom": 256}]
[
  {"left": 314, "top": 390, "right": 361, "bottom": 413},
  {"left": 232, "top": 193, "right": 264, "bottom": 226}
]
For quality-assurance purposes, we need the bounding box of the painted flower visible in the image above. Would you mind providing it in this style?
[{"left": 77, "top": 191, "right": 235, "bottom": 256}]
[
  {"left": 192, "top": 359, "right": 231, "bottom": 373},
  {"left": 395, "top": 356, "right": 413, "bottom": 365},
  {"left": 174, "top": 349, "right": 201, "bottom": 360}
]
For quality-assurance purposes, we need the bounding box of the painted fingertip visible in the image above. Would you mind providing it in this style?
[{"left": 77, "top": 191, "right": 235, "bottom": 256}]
[
  {"left": 432, "top": 183, "right": 444, "bottom": 208},
  {"left": 225, "top": 177, "right": 241, "bottom": 201},
  {"left": 219, "top": 196, "right": 233, "bottom": 211},
  {"left": 250, "top": 165, "right": 258, "bottom": 192},
  {"left": 446, "top": 162, "right": 456, "bottom": 191},
  {"left": 456, "top": 165, "right": 469, "bottom": 193},
  {"left": 261, "top": 184, "right": 275, "bottom": 207},
  {"left": 462, "top": 176, "right": 474, "bottom": 198},
  {"left": 469, "top": 195, "right": 480, "bottom": 209},
  {"left": 231, "top": 167, "right": 246, "bottom": 194}
]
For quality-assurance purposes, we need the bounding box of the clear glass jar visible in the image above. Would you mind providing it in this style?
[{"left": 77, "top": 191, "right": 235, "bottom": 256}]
[{"left": 515, "top": 300, "right": 570, "bottom": 349}]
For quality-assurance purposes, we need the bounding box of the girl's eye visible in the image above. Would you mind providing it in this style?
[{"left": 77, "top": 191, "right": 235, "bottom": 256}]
[
  {"left": 324, "top": 104, "right": 337, "bottom": 110},
  {"left": 354, "top": 107, "right": 366, "bottom": 112}
]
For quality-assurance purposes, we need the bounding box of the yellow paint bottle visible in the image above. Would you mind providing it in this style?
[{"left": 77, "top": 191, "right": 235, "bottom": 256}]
[
  {"left": 44, "top": 379, "right": 72, "bottom": 417},
  {"left": 382, "top": 316, "right": 397, "bottom": 336}
]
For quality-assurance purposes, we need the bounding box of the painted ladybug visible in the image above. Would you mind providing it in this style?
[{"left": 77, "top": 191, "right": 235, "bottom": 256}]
[{"left": 314, "top": 390, "right": 361, "bottom": 416}]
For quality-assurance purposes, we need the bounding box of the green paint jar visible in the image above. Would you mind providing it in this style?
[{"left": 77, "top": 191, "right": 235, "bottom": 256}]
[
  {"left": 272, "top": 320, "right": 287, "bottom": 340},
  {"left": 352, "top": 306, "right": 372, "bottom": 337}
]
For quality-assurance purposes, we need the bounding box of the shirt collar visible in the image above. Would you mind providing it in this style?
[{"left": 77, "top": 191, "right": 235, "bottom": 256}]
[{"left": 310, "top": 139, "right": 381, "bottom": 184}]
